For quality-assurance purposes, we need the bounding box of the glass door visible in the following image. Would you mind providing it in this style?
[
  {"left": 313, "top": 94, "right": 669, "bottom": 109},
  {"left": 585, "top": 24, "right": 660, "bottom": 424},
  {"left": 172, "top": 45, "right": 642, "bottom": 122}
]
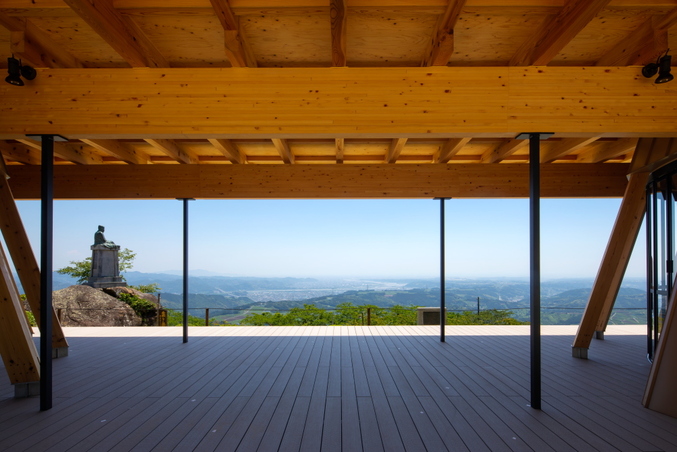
[{"left": 647, "top": 164, "right": 677, "bottom": 361}]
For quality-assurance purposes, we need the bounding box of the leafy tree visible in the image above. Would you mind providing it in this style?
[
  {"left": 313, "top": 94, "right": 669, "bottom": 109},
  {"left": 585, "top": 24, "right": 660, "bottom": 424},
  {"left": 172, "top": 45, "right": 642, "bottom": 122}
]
[
  {"left": 118, "top": 292, "right": 157, "bottom": 325},
  {"left": 57, "top": 248, "right": 136, "bottom": 283},
  {"left": 130, "top": 283, "right": 162, "bottom": 294}
]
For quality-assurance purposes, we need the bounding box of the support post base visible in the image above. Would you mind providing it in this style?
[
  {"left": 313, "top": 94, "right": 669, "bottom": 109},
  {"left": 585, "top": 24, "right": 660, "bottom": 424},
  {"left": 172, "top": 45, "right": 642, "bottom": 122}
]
[
  {"left": 14, "top": 381, "right": 39, "bottom": 398},
  {"left": 595, "top": 331, "right": 604, "bottom": 340},
  {"left": 572, "top": 347, "right": 588, "bottom": 359},
  {"left": 52, "top": 346, "right": 69, "bottom": 358}
]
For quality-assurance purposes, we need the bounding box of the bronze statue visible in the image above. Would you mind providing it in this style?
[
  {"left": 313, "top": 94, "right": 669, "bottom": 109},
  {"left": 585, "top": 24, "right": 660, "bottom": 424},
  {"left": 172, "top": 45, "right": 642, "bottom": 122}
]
[{"left": 94, "top": 225, "right": 117, "bottom": 249}]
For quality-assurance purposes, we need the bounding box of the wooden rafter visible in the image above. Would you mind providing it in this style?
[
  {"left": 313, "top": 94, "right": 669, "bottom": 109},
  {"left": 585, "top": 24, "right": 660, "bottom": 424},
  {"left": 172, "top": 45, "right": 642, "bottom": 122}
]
[
  {"left": 629, "top": 137, "right": 677, "bottom": 175},
  {"left": 272, "top": 138, "right": 295, "bottom": 164},
  {"left": 335, "top": 138, "right": 345, "bottom": 164},
  {"left": 510, "top": 0, "right": 611, "bottom": 66},
  {"left": 540, "top": 137, "right": 599, "bottom": 164},
  {"left": 385, "top": 138, "right": 407, "bottom": 164},
  {"left": 330, "top": 0, "right": 347, "bottom": 67},
  {"left": 208, "top": 138, "right": 245, "bottom": 164},
  {"left": 597, "top": 8, "right": 677, "bottom": 66},
  {"left": 210, "top": 0, "right": 257, "bottom": 67},
  {"left": 577, "top": 138, "right": 638, "bottom": 163},
  {"left": 62, "top": 0, "right": 168, "bottom": 68},
  {"left": 436, "top": 138, "right": 470, "bottom": 163},
  {"left": 481, "top": 138, "right": 528, "bottom": 164},
  {"left": 422, "top": 0, "right": 467, "bottom": 67},
  {"left": 0, "top": 142, "right": 40, "bottom": 166},
  {"left": 145, "top": 139, "right": 198, "bottom": 164},
  {"left": 17, "top": 139, "right": 103, "bottom": 165},
  {"left": 81, "top": 139, "right": 149, "bottom": 165}
]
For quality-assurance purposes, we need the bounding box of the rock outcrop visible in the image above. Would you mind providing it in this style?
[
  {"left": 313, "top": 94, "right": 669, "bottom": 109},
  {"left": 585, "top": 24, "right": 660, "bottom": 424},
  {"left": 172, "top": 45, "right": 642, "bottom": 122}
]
[{"left": 52, "top": 285, "right": 141, "bottom": 326}]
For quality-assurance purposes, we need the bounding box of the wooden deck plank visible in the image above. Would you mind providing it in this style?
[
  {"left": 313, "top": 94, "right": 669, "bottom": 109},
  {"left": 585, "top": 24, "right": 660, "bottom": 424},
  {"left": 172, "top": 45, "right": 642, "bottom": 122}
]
[{"left": 1, "top": 325, "right": 676, "bottom": 452}]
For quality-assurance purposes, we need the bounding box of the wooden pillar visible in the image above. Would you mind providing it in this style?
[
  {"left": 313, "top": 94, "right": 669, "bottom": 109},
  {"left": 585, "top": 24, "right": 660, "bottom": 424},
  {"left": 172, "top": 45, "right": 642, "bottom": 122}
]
[
  {"left": 0, "top": 240, "right": 40, "bottom": 396},
  {"left": 0, "top": 170, "right": 69, "bottom": 355},
  {"left": 572, "top": 172, "right": 647, "bottom": 357}
]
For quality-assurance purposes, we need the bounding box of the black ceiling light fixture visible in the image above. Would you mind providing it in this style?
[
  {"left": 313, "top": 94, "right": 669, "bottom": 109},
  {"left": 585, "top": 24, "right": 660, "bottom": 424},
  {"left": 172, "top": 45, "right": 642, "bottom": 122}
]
[
  {"left": 642, "top": 49, "right": 674, "bottom": 84},
  {"left": 5, "top": 55, "right": 37, "bottom": 86}
]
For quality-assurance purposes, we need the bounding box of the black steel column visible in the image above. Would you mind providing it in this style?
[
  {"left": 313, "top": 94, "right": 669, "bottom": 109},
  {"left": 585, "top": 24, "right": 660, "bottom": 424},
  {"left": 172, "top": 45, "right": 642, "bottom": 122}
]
[
  {"left": 39, "top": 135, "right": 54, "bottom": 411},
  {"left": 180, "top": 198, "right": 194, "bottom": 343},
  {"left": 529, "top": 133, "right": 541, "bottom": 410},
  {"left": 436, "top": 197, "right": 450, "bottom": 343}
]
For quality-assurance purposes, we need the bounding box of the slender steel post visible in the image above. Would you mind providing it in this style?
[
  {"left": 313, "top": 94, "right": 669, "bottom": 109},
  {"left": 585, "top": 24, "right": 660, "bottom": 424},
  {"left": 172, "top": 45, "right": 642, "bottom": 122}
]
[
  {"left": 181, "top": 198, "right": 193, "bottom": 343},
  {"left": 438, "top": 197, "right": 449, "bottom": 342},
  {"left": 39, "top": 135, "right": 54, "bottom": 411},
  {"left": 529, "top": 133, "right": 542, "bottom": 410}
]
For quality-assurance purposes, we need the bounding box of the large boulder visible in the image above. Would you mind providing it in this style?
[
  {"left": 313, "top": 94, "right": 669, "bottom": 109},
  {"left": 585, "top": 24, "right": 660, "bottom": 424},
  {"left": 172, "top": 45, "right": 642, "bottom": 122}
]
[{"left": 52, "top": 285, "right": 141, "bottom": 326}]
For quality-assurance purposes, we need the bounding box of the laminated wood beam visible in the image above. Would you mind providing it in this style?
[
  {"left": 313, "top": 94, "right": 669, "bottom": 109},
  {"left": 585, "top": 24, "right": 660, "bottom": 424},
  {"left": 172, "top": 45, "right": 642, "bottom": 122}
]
[
  {"left": 436, "top": 137, "right": 470, "bottom": 163},
  {"left": 577, "top": 138, "right": 638, "bottom": 163},
  {"left": 421, "top": 0, "right": 467, "bottom": 67},
  {"left": 540, "top": 137, "right": 599, "bottom": 164},
  {"left": 208, "top": 138, "right": 245, "bottom": 164},
  {"left": 596, "top": 8, "right": 677, "bottom": 66},
  {"left": 17, "top": 138, "right": 102, "bottom": 165},
  {"left": 145, "top": 139, "right": 198, "bottom": 164},
  {"left": 330, "top": 0, "right": 347, "bottom": 67},
  {"left": 335, "top": 138, "right": 345, "bottom": 164},
  {"left": 81, "top": 139, "right": 149, "bottom": 165},
  {"left": 385, "top": 138, "right": 407, "bottom": 163},
  {"left": 6, "top": 163, "right": 629, "bottom": 200},
  {"left": 2, "top": 67, "right": 675, "bottom": 138},
  {"left": 210, "top": 0, "right": 257, "bottom": 67},
  {"left": 510, "top": 0, "right": 611, "bottom": 66},
  {"left": 481, "top": 138, "right": 528, "bottom": 164},
  {"left": 0, "top": 241, "right": 40, "bottom": 387},
  {"left": 0, "top": 173, "right": 68, "bottom": 352},
  {"left": 272, "top": 138, "right": 295, "bottom": 164},
  {"left": 0, "top": 141, "right": 40, "bottom": 165},
  {"left": 62, "top": 0, "right": 168, "bottom": 68}
]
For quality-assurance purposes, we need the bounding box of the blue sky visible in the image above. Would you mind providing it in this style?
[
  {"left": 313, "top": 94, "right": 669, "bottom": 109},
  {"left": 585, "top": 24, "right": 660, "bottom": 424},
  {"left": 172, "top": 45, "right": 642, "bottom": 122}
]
[{"left": 12, "top": 198, "right": 645, "bottom": 280}]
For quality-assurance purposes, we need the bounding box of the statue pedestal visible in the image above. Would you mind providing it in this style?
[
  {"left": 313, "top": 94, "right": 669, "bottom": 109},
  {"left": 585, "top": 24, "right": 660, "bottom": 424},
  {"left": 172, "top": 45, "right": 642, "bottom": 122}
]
[{"left": 86, "top": 245, "right": 127, "bottom": 288}]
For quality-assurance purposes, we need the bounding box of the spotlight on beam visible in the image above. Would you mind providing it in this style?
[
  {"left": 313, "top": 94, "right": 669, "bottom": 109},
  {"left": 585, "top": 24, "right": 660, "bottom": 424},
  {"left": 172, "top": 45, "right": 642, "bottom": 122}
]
[
  {"left": 5, "top": 55, "right": 36, "bottom": 86},
  {"left": 643, "top": 50, "right": 674, "bottom": 84}
]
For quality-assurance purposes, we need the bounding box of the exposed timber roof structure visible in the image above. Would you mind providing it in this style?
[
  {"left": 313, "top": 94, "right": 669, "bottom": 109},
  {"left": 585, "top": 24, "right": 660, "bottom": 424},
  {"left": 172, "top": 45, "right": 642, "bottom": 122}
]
[{"left": 2, "top": 0, "right": 677, "bottom": 422}]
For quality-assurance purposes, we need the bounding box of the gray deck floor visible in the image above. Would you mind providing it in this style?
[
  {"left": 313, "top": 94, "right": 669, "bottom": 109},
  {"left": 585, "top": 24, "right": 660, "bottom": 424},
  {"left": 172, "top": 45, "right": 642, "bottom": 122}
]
[{"left": 1, "top": 325, "right": 675, "bottom": 451}]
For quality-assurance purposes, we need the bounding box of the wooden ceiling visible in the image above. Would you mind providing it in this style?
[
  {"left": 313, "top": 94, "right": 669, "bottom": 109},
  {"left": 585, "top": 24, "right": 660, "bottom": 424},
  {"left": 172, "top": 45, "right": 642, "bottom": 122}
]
[{"left": 0, "top": 1, "right": 676, "bottom": 198}]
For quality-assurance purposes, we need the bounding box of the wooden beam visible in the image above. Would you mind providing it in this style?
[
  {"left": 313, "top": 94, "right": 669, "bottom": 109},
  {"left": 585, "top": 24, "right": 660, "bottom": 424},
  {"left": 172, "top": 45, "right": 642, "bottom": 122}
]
[
  {"left": 6, "top": 163, "right": 629, "bottom": 200},
  {"left": 629, "top": 138, "right": 677, "bottom": 175},
  {"left": 62, "top": 0, "right": 168, "bottom": 68},
  {"left": 0, "top": 240, "right": 40, "bottom": 386},
  {"left": 0, "top": 142, "right": 40, "bottom": 165},
  {"left": 572, "top": 172, "right": 646, "bottom": 357},
  {"left": 577, "top": 137, "right": 638, "bottom": 163},
  {"left": 335, "top": 138, "right": 345, "bottom": 164},
  {"left": 0, "top": 175, "right": 69, "bottom": 352},
  {"left": 330, "top": 0, "right": 347, "bottom": 67},
  {"left": 80, "top": 139, "right": 149, "bottom": 165},
  {"left": 422, "top": 0, "right": 467, "bottom": 67},
  {"left": 510, "top": 0, "right": 611, "bottom": 66},
  {"left": 210, "top": 0, "right": 257, "bottom": 67},
  {"left": 145, "top": 139, "right": 198, "bottom": 164},
  {"left": 1, "top": 67, "right": 677, "bottom": 138},
  {"left": 207, "top": 138, "right": 245, "bottom": 164},
  {"left": 385, "top": 138, "right": 407, "bottom": 163},
  {"left": 272, "top": 138, "right": 295, "bottom": 164},
  {"left": 436, "top": 137, "right": 470, "bottom": 163},
  {"left": 540, "top": 137, "right": 599, "bottom": 163},
  {"left": 597, "top": 9, "right": 677, "bottom": 66},
  {"left": 17, "top": 138, "right": 103, "bottom": 165},
  {"left": 481, "top": 138, "right": 528, "bottom": 164}
]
